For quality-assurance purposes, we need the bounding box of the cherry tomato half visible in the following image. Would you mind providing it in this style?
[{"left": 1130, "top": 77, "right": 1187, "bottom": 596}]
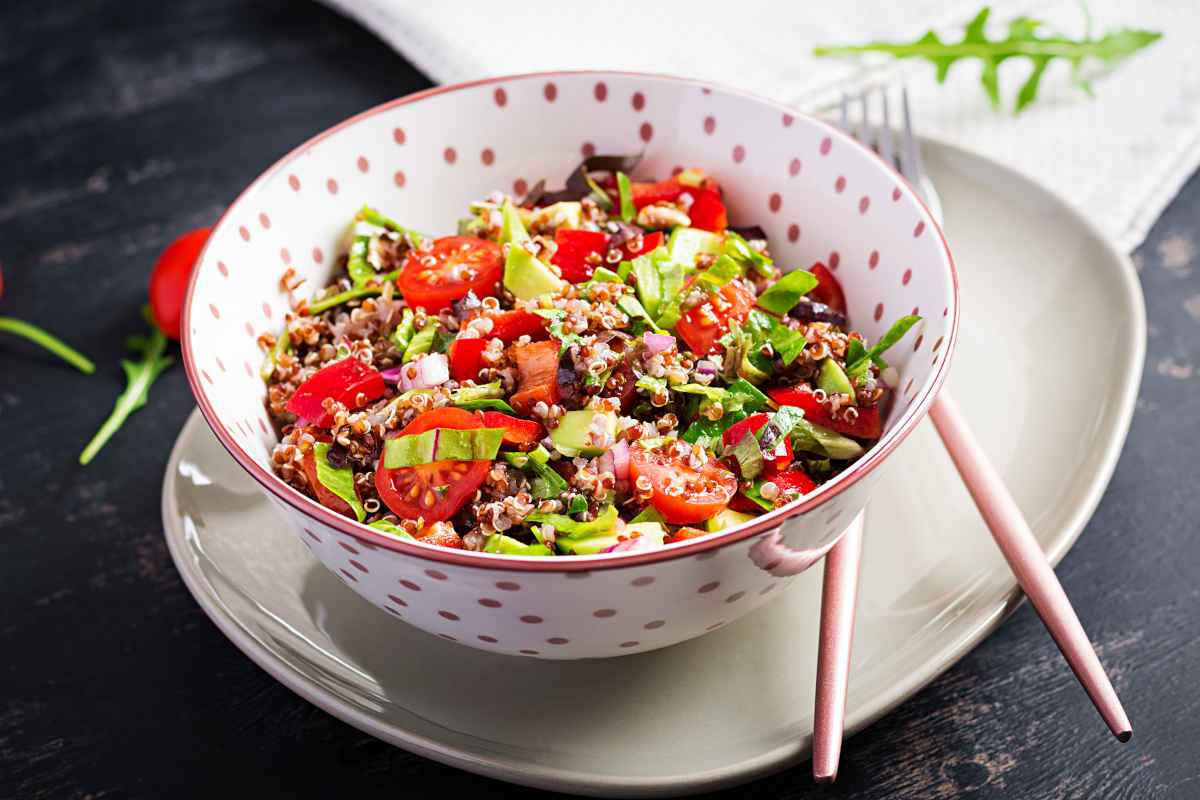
[
  {"left": 285, "top": 358, "right": 385, "bottom": 427},
  {"left": 685, "top": 187, "right": 728, "bottom": 232},
  {"left": 807, "top": 262, "right": 846, "bottom": 313},
  {"left": 629, "top": 442, "right": 737, "bottom": 525},
  {"left": 674, "top": 280, "right": 756, "bottom": 356},
  {"left": 397, "top": 236, "right": 502, "bottom": 312},
  {"left": 375, "top": 408, "right": 489, "bottom": 525},
  {"left": 767, "top": 384, "right": 883, "bottom": 440},
  {"left": 149, "top": 227, "right": 211, "bottom": 339}
]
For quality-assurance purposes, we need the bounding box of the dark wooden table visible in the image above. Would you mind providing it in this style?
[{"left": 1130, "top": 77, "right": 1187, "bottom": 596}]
[{"left": 2, "top": 1, "right": 1197, "bottom": 797}]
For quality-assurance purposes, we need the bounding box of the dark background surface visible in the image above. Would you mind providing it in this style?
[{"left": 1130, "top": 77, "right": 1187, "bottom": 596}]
[{"left": 2, "top": 1, "right": 1198, "bottom": 798}]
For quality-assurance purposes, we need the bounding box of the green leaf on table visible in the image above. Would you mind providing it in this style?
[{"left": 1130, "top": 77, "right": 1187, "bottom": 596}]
[
  {"left": 813, "top": 6, "right": 1161, "bottom": 113},
  {"left": 79, "top": 307, "right": 172, "bottom": 465}
]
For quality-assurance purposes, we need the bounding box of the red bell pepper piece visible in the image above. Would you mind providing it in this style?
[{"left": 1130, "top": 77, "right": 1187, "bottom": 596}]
[
  {"left": 550, "top": 229, "right": 609, "bottom": 283},
  {"left": 808, "top": 262, "right": 846, "bottom": 313},
  {"left": 770, "top": 468, "right": 818, "bottom": 496},
  {"left": 619, "top": 230, "right": 664, "bottom": 261},
  {"left": 665, "top": 526, "right": 709, "bottom": 544},
  {"left": 286, "top": 358, "right": 385, "bottom": 427},
  {"left": 509, "top": 339, "right": 561, "bottom": 416},
  {"left": 686, "top": 187, "right": 728, "bottom": 232},
  {"left": 448, "top": 337, "right": 487, "bottom": 382},
  {"left": 481, "top": 411, "right": 545, "bottom": 446},
  {"left": 767, "top": 384, "right": 883, "bottom": 440},
  {"left": 630, "top": 179, "right": 686, "bottom": 209},
  {"left": 487, "top": 309, "right": 548, "bottom": 343}
]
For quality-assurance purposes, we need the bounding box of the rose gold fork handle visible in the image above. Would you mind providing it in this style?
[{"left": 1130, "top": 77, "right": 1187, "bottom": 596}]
[
  {"left": 812, "top": 512, "right": 865, "bottom": 783},
  {"left": 929, "top": 391, "right": 1132, "bottom": 742}
]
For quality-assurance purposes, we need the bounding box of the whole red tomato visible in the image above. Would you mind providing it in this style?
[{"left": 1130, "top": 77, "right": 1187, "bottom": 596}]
[{"left": 149, "top": 228, "right": 211, "bottom": 339}]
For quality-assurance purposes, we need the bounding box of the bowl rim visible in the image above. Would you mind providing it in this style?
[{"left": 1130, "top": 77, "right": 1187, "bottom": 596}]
[{"left": 181, "top": 69, "right": 960, "bottom": 573}]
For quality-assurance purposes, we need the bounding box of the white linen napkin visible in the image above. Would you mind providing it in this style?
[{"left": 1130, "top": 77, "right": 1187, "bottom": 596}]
[{"left": 319, "top": 0, "right": 1200, "bottom": 252}]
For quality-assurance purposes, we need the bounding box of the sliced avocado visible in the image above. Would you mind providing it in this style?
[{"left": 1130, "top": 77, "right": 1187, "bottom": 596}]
[
  {"left": 667, "top": 227, "right": 725, "bottom": 268},
  {"left": 551, "top": 409, "right": 618, "bottom": 457},
  {"left": 632, "top": 254, "right": 662, "bottom": 317},
  {"left": 790, "top": 421, "right": 865, "bottom": 460},
  {"left": 499, "top": 198, "right": 528, "bottom": 244},
  {"left": 624, "top": 521, "right": 668, "bottom": 543},
  {"left": 629, "top": 505, "right": 667, "bottom": 525},
  {"left": 818, "top": 358, "right": 855, "bottom": 403},
  {"left": 705, "top": 508, "right": 756, "bottom": 533},
  {"left": 504, "top": 246, "right": 565, "bottom": 300}
]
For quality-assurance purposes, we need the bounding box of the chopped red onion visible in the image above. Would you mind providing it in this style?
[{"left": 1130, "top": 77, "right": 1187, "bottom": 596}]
[
  {"left": 379, "top": 366, "right": 405, "bottom": 384},
  {"left": 398, "top": 353, "right": 449, "bottom": 390},
  {"left": 602, "top": 533, "right": 662, "bottom": 554},
  {"left": 643, "top": 332, "right": 674, "bottom": 354},
  {"left": 609, "top": 439, "right": 630, "bottom": 481},
  {"left": 694, "top": 359, "right": 718, "bottom": 376}
]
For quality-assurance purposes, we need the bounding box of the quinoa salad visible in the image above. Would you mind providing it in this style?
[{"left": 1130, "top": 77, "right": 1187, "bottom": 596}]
[{"left": 261, "top": 156, "right": 919, "bottom": 555}]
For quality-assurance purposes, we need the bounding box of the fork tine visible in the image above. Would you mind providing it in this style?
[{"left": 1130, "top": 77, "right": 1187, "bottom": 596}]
[
  {"left": 839, "top": 93, "right": 849, "bottom": 132},
  {"left": 877, "top": 89, "right": 895, "bottom": 170},
  {"left": 855, "top": 89, "right": 870, "bottom": 148},
  {"left": 899, "top": 85, "right": 926, "bottom": 192}
]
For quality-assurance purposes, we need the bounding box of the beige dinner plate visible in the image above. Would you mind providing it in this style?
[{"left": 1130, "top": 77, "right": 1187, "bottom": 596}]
[{"left": 162, "top": 139, "right": 1144, "bottom": 796}]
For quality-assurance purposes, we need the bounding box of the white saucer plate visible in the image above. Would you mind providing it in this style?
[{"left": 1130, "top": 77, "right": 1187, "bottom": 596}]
[{"left": 163, "top": 138, "right": 1144, "bottom": 796}]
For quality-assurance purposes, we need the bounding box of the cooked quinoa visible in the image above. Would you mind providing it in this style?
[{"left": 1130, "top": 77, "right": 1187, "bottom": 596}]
[{"left": 261, "top": 157, "right": 918, "bottom": 555}]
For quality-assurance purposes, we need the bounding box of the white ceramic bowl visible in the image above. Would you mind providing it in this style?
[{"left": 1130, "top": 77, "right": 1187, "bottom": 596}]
[{"left": 182, "top": 71, "right": 958, "bottom": 660}]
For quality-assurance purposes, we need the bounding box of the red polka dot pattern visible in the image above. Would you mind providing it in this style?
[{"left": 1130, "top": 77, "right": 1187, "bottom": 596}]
[
  {"left": 913, "top": 220, "right": 926, "bottom": 237},
  {"left": 874, "top": 303, "right": 884, "bottom": 322},
  {"left": 481, "top": 148, "right": 495, "bottom": 166},
  {"left": 819, "top": 136, "right": 832, "bottom": 155},
  {"left": 543, "top": 82, "right": 557, "bottom": 102},
  {"left": 859, "top": 196, "right": 871, "bottom": 214},
  {"left": 312, "top": 246, "right": 324, "bottom": 264},
  {"left": 782, "top": 112, "right": 795, "bottom": 127},
  {"left": 631, "top": 92, "right": 645, "bottom": 111},
  {"left": 639, "top": 122, "right": 653, "bottom": 142},
  {"left": 520, "top": 615, "right": 543, "bottom": 624},
  {"left": 768, "top": 193, "right": 782, "bottom": 213},
  {"left": 393, "top": 127, "right": 406, "bottom": 144},
  {"left": 288, "top": 174, "right": 300, "bottom": 191},
  {"left": 238, "top": 226, "right": 250, "bottom": 242},
  {"left": 438, "top": 610, "right": 460, "bottom": 621},
  {"left": 593, "top": 609, "right": 616, "bottom": 618},
  {"left": 631, "top": 576, "right": 655, "bottom": 587},
  {"left": 732, "top": 145, "right": 745, "bottom": 163},
  {"left": 478, "top": 598, "right": 502, "bottom": 608},
  {"left": 443, "top": 147, "right": 457, "bottom": 164},
  {"left": 217, "top": 261, "right": 228, "bottom": 277},
  {"left": 357, "top": 156, "right": 369, "bottom": 173},
  {"left": 493, "top": 88, "right": 506, "bottom": 107},
  {"left": 789, "top": 158, "right": 802, "bottom": 176},
  {"left": 393, "top": 170, "right": 406, "bottom": 188},
  {"left": 902, "top": 268, "right": 913, "bottom": 286},
  {"left": 829, "top": 251, "right": 841, "bottom": 270},
  {"left": 581, "top": 142, "right": 595, "bottom": 158},
  {"left": 326, "top": 178, "right": 339, "bottom": 195},
  {"left": 704, "top": 116, "right": 716, "bottom": 135},
  {"left": 496, "top": 581, "right": 521, "bottom": 592},
  {"left": 834, "top": 176, "right": 846, "bottom": 193},
  {"left": 593, "top": 82, "right": 607, "bottom": 101},
  {"left": 513, "top": 178, "right": 527, "bottom": 196},
  {"left": 787, "top": 224, "right": 800, "bottom": 242},
  {"left": 698, "top": 581, "right": 720, "bottom": 594},
  {"left": 868, "top": 251, "right": 880, "bottom": 269},
  {"left": 425, "top": 569, "right": 447, "bottom": 581}
]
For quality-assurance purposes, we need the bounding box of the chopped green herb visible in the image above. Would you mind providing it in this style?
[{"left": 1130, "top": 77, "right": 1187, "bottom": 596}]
[
  {"left": 260, "top": 327, "right": 291, "bottom": 381},
  {"left": 369, "top": 519, "right": 417, "bottom": 541},
  {"left": 484, "top": 534, "right": 554, "bottom": 556},
  {"left": 723, "top": 231, "right": 775, "bottom": 278},
  {"left": 616, "top": 171, "right": 636, "bottom": 222},
  {"left": 346, "top": 220, "right": 385, "bottom": 286},
  {"left": 358, "top": 205, "right": 428, "bottom": 245},
  {"left": 403, "top": 320, "right": 440, "bottom": 362},
  {"left": 502, "top": 446, "right": 569, "bottom": 499},
  {"left": 756, "top": 269, "right": 819, "bottom": 314},
  {"left": 566, "top": 495, "right": 589, "bottom": 515},
  {"left": 389, "top": 308, "right": 415, "bottom": 351}
]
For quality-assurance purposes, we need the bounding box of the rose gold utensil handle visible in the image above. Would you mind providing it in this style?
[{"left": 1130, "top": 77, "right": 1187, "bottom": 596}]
[
  {"left": 813, "top": 512, "right": 865, "bottom": 783},
  {"left": 929, "top": 391, "right": 1132, "bottom": 742}
]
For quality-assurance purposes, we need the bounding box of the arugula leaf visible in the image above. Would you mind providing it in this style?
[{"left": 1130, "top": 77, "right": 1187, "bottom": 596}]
[
  {"left": 616, "top": 171, "right": 636, "bottom": 222},
  {"left": 694, "top": 254, "right": 742, "bottom": 293},
  {"left": 502, "top": 446, "right": 569, "bottom": 499},
  {"left": 729, "top": 430, "right": 764, "bottom": 480},
  {"left": 566, "top": 495, "right": 589, "bottom": 515},
  {"left": 346, "top": 220, "right": 385, "bottom": 286},
  {"left": 313, "top": 442, "right": 366, "bottom": 521},
  {"left": 389, "top": 308, "right": 415, "bottom": 351},
  {"left": 814, "top": 7, "right": 1161, "bottom": 113},
  {"left": 0, "top": 316, "right": 95, "bottom": 374},
  {"left": 845, "top": 314, "right": 922, "bottom": 375},
  {"left": 756, "top": 269, "right": 819, "bottom": 314},
  {"left": 79, "top": 308, "right": 172, "bottom": 465},
  {"left": 681, "top": 412, "right": 745, "bottom": 452}
]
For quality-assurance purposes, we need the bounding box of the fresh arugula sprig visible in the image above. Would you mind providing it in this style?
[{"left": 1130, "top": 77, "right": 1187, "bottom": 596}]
[
  {"left": 814, "top": 6, "right": 1161, "bottom": 113},
  {"left": 0, "top": 317, "right": 95, "bottom": 374},
  {"left": 845, "top": 314, "right": 922, "bottom": 384},
  {"left": 79, "top": 307, "right": 173, "bottom": 465}
]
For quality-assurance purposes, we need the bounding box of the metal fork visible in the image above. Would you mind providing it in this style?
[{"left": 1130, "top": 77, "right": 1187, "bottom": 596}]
[{"left": 811, "top": 85, "right": 1131, "bottom": 784}]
